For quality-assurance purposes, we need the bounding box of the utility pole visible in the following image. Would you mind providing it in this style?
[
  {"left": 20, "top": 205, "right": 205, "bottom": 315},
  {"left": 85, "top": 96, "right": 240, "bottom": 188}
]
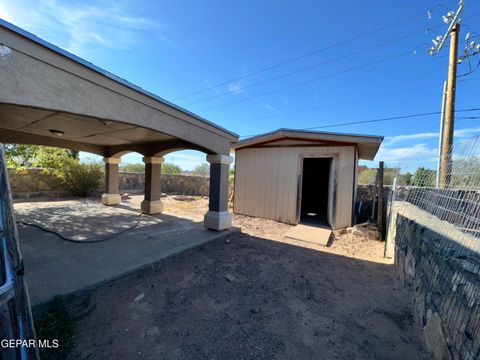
[
  {"left": 428, "top": 0, "right": 464, "bottom": 188},
  {"left": 440, "top": 23, "right": 460, "bottom": 188}
]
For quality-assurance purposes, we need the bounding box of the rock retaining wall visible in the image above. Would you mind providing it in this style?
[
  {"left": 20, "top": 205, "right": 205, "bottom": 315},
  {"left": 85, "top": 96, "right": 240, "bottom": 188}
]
[
  {"left": 7, "top": 168, "right": 210, "bottom": 198},
  {"left": 7, "top": 168, "right": 69, "bottom": 199},
  {"left": 390, "top": 202, "right": 480, "bottom": 360}
]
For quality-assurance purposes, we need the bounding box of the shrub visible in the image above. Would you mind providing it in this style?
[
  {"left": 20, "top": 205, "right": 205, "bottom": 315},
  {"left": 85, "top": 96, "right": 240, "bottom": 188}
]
[
  {"left": 192, "top": 163, "right": 210, "bottom": 177},
  {"left": 120, "top": 162, "right": 144, "bottom": 173},
  {"left": 54, "top": 160, "right": 103, "bottom": 197},
  {"left": 162, "top": 163, "right": 182, "bottom": 175}
]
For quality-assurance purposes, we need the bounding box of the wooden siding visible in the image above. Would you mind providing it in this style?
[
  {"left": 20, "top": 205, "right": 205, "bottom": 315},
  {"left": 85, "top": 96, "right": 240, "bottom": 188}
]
[{"left": 234, "top": 146, "right": 356, "bottom": 229}]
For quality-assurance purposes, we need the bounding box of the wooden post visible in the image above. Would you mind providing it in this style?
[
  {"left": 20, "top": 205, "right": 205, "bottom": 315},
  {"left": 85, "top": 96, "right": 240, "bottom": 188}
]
[
  {"left": 440, "top": 23, "right": 460, "bottom": 188},
  {"left": 377, "top": 161, "right": 384, "bottom": 238},
  {"left": 370, "top": 170, "right": 378, "bottom": 222}
]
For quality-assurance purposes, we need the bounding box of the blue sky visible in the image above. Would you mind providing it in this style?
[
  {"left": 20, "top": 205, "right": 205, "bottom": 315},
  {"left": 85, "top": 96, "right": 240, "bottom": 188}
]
[{"left": 1, "top": 0, "right": 479, "bottom": 171}]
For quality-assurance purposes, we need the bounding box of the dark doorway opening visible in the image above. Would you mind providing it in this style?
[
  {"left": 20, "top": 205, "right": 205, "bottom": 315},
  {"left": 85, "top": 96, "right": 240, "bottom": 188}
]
[{"left": 300, "top": 157, "right": 331, "bottom": 226}]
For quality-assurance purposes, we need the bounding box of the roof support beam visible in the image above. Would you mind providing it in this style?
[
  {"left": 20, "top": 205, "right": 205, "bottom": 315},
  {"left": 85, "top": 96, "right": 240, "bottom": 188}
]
[{"left": 0, "top": 128, "right": 106, "bottom": 156}]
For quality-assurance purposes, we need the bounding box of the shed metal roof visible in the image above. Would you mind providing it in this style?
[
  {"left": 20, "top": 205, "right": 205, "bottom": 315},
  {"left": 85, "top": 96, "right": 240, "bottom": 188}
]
[{"left": 231, "top": 129, "right": 384, "bottom": 160}]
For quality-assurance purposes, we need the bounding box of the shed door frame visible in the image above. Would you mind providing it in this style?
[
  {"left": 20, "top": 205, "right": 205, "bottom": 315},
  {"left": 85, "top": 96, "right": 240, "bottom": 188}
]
[{"left": 296, "top": 153, "right": 337, "bottom": 227}]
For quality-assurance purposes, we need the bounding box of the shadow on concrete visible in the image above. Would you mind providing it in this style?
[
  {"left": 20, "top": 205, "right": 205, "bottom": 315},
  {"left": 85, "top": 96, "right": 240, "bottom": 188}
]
[
  {"left": 14, "top": 198, "right": 197, "bottom": 241},
  {"left": 14, "top": 199, "right": 235, "bottom": 305}
]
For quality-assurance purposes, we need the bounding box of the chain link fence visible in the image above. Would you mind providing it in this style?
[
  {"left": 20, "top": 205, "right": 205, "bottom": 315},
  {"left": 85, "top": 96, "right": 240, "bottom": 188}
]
[{"left": 385, "top": 136, "right": 480, "bottom": 239}]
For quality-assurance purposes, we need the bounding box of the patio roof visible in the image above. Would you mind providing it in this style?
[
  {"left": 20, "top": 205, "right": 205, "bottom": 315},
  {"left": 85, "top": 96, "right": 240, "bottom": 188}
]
[{"left": 0, "top": 19, "right": 237, "bottom": 157}]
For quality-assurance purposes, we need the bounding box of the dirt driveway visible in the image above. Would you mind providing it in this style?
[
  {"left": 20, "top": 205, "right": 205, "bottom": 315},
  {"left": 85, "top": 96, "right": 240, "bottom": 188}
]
[{"left": 63, "top": 204, "right": 425, "bottom": 359}]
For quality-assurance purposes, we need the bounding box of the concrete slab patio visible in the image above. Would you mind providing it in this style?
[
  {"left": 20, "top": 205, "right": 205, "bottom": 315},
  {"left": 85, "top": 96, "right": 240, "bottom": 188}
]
[
  {"left": 285, "top": 224, "right": 332, "bottom": 246},
  {"left": 14, "top": 195, "right": 236, "bottom": 305}
]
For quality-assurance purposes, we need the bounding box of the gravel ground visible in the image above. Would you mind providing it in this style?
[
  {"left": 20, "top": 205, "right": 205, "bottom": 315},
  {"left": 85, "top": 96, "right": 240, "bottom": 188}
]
[{"left": 67, "top": 200, "right": 425, "bottom": 359}]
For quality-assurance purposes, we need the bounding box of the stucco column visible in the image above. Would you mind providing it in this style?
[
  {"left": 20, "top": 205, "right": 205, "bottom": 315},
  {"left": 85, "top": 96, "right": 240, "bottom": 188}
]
[
  {"left": 141, "top": 156, "right": 164, "bottom": 214},
  {"left": 101, "top": 157, "right": 121, "bottom": 205},
  {"left": 204, "top": 154, "right": 233, "bottom": 231}
]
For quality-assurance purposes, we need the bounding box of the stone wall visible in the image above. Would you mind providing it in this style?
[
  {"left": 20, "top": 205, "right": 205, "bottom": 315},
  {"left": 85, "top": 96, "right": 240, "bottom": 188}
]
[
  {"left": 7, "top": 168, "right": 210, "bottom": 198},
  {"left": 118, "top": 172, "right": 209, "bottom": 196},
  {"left": 390, "top": 202, "right": 480, "bottom": 360},
  {"left": 160, "top": 174, "right": 209, "bottom": 196},
  {"left": 7, "top": 168, "right": 69, "bottom": 199}
]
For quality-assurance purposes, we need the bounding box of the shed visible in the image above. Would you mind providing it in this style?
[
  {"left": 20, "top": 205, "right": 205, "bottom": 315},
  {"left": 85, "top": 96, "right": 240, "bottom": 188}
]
[{"left": 231, "top": 129, "right": 383, "bottom": 230}]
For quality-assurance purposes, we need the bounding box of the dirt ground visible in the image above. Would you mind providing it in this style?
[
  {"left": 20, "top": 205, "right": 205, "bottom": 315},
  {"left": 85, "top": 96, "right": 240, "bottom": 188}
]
[{"left": 59, "top": 196, "right": 426, "bottom": 359}]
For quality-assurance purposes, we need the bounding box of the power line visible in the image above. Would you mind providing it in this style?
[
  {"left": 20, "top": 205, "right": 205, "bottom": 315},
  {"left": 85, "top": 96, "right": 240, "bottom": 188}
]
[
  {"left": 195, "top": 14, "right": 480, "bottom": 113},
  {"left": 184, "top": 30, "right": 427, "bottom": 107},
  {"left": 175, "top": 10, "right": 480, "bottom": 105},
  {"left": 197, "top": 51, "right": 412, "bottom": 112},
  {"left": 238, "top": 108, "right": 480, "bottom": 138},
  {"left": 225, "top": 76, "right": 480, "bottom": 126},
  {"left": 457, "top": 116, "right": 480, "bottom": 119},
  {"left": 172, "top": 6, "right": 445, "bottom": 102}
]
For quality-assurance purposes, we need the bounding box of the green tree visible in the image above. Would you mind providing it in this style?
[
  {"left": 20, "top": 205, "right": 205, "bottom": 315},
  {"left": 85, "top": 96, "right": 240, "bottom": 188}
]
[
  {"left": 383, "top": 169, "right": 398, "bottom": 185},
  {"left": 120, "top": 163, "right": 145, "bottom": 173},
  {"left": 398, "top": 172, "right": 413, "bottom": 186},
  {"left": 451, "top": 158, "right": 480, "bottom": 187},
  {"left": 358, "top": 167, "right": 400, "bottom": 186},
  {"left": 5, "top": 144, "right": 78, "bottom": 169},
  {"left": 162, "top": 163, "right": 182, "bottom": 175},
  {"left": 412, "top": 167, "right": 436, "bottom": 187},
  {"left": 5, "top": 144, "right": 101, "bottom": 197},
  {"left": 4, "top": 144, "right": 39, "bottom": 168},
  {"left": 358, "top": 169, "right": 377, "bottom": 185},
  {"left": 192, "top": 163, "right": 210, "bottom": 177}
]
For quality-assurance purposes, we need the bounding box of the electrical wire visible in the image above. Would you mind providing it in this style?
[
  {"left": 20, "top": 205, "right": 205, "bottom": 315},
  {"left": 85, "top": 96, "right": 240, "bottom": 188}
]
[
  {"left": 187, "top": 16, "right": 478, "bottom": 108},
  {"left": 184, "top": 31, "right": 427, "bottom": 107},
  {"left": 197, "top": 51, "right": 413, "bottom": 112},
  {"left": 172, "top": 5, "right": 455, "bottom": 102},
  {"left": 238, "top": 108, "right": 480, "bottom": 138},
  {"left": 224, "top": 76, "right": 480, "bottom": 126}
]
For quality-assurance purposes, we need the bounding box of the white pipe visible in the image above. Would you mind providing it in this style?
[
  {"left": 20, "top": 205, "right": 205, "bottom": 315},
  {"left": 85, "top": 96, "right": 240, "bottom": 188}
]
[{"left": 436, "top": 81, "right": 448, "bottom": 188}]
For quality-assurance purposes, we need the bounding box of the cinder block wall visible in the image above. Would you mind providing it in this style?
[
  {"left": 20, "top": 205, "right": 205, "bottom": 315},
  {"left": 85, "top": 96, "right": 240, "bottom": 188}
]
[{"left": 392, "top": 204, "right": 480, "bottom": 360}]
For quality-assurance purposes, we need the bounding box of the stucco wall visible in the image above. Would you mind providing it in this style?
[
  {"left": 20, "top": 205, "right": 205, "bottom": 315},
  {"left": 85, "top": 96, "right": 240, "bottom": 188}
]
[
  {"left": 7, "top": 168, "right": 209, "bottom": 198},
  {"left": 390, "top": 202, "right": 480, "bottom": 360}
]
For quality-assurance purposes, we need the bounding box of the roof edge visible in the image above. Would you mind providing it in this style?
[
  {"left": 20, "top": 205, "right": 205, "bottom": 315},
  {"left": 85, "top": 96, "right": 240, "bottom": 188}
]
[
  {"left": 232, "top": 128, "right": 384, "bottom": 149},
  {"left": 0, "top": 18, "right": 238, "bottom": 140}
]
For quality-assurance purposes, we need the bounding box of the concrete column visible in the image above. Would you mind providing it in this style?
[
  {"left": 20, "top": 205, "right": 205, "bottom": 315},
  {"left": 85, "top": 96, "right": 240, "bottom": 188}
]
[
  {"left": 101, "top": 157, "right": 121, "bottom": 205},
  {"left": 204, "top": 154, "right": 233, "bottom": 231},
  {"left": 141, "top": 156, "right": 164, "bottom": 214}
]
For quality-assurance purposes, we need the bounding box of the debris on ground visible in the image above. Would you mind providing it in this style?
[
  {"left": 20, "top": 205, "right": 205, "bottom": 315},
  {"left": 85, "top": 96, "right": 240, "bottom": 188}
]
[
  {"left": 224, "top": 273, "right": 235, "bottom": 282},
  {"left": 329, "top": 222, "right": 385, "bottom": 260},
  {"left": 343, "top": 222, "right": 381, "bottom": 241},
  {"left": 134, "top": 293, "right": 145, "bottom": 302}
]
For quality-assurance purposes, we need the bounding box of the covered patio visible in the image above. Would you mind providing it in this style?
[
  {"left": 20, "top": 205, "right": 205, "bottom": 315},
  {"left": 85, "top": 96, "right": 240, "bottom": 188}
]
[
  {"left": 0, "top": 19, "right": 238, "bottom": 231},
  {"left": 14, "top": 195, "right": 236, "bottom": 305}
]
